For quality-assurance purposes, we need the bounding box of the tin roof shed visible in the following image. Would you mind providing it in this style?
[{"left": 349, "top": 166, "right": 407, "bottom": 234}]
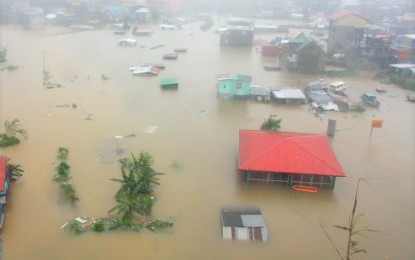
[{"left": 221, "top": 206, "right": 268, "bottom": 241}]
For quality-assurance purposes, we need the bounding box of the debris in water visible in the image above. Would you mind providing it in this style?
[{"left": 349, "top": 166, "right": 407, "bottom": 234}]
[
  {"left": 95, "top": 138, "right": 127, "bottom": 163},
  {"left": 83, "top": 113, "right": 93, "bottom": 120},
  {"left": 200, "top": 110, "right": 208, "bottom": 116},
  {"left": 45, "top": 113, "right": 54, "bottom": 116},
  {"left": 170, "top": 160, "right": 183, "bottom": 171},
  {"left": 56, "top": 104, "right": 71, "bottom": 108},
  {"left": 101, "top": 74, "right": 109, "bottom": 80},
  {"left": 150, "top": 44, "right": 164, "bottom": 49},
  {"left": 143, "top": 125, "right": 158, "bottom": 134},
  {"left": 114, "top": 134, "right": 136, "bottom": 139}
]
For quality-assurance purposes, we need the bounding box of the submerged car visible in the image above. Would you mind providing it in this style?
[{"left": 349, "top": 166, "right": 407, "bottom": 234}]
[
  {"left": 407, "top": 93, "right": 415, "bottom": 102},
  {"left": 361, "top": 92, "right": 380, "bottom": 107}
]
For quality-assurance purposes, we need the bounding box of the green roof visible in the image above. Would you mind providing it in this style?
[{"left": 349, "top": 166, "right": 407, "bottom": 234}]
[{"left": 160, "top": 78, "right": 178, "bottom": 86}]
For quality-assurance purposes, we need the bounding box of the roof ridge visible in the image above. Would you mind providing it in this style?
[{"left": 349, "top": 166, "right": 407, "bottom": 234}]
[
  {"left": 240, "top": 133, "right": 343, "bottom": 175},
  {"left": 288, "top": 136, "right": 343, "bottom": 175}
]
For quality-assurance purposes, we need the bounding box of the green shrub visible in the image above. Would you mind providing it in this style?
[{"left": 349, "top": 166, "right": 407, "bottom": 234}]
[
  {"left": 92, "top": 221, "right": 105, "bottom": 232},
  {"left": 0, "top": 134, "right": 20, "bottom": 147}
]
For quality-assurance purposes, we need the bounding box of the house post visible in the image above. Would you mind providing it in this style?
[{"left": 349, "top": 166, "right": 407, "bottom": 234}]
[
  {"left": 330, "top": 177, "right": 336, "bottom": 189},
  {"left": 288, "top": 174, "right": 292, "bottom": 186}
]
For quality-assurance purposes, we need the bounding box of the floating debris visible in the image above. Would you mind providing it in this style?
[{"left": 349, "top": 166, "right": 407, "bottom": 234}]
[
  {"left": 95, "top": 138, "right": 127, "bottom": 163},
  {"left": 170, "top": 160, "right": 183, "bottom": 171},
  {"left": 150, "top": 44, "right": 165, "bottom": 50},
  {"left": 1, "top": 65, "right": 18, "bottom": 71},
  {"left": 200, "top": 110, "right": 208, "bottom": 116},
  {"left": 83, "top": 113, "right": 93, "bottom": 120},
  {"left": 114, "top": 134, "right": 136, "bottom": 139},
  {"left": 142, "top": 125, "right": 158, "bottom": 134},
  {"left": 56, "top": 104, "right": 71, "bottom": 108},
  {"left": 101, "top": 74, "right": 109, "bottom": 80}
]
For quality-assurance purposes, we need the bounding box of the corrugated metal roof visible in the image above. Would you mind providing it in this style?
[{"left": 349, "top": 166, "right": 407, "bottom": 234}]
[
  {"left": 221, "top": 207, "right": 263, "bottom": 227},
  {"left": 271, "top": 88, "right": 306, "bottom": 99},
  {"left": 238, "top": 130, "right": 345, "bottom": 177}
]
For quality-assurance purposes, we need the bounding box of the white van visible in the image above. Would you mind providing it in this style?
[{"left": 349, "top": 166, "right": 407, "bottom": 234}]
[{"left": 330, "top": 81, "right": 347, "bottom": 92}]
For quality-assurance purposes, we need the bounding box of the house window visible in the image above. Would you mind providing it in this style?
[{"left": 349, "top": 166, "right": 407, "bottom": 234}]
[{"left": 236, "top": 82, "right": 242, "bottom": 89}]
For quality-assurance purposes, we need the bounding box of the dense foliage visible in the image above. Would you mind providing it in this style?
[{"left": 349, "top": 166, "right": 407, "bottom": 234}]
[
  {"left": 52, "top": 147, "right": 79, "bottom": 204},
  {"left": 261, "top": 115, "right": 282, "bottom": 131},
  {"left": 65, "top": 152, "right": 173, "bottom": 235},
  {"left": 0, "top": 119, "right": 27, "bottom": 147}
]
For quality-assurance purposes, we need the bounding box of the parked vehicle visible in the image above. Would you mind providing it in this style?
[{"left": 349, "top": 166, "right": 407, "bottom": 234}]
[
  {"left": 329, "top": 81, "right": 347, "bottom": 93},
  {"left": 361, "top": 92, "right": 380, "bottom": 107},
  {"left": 376, "top": 87, "right": 387, "bottom": 93}
]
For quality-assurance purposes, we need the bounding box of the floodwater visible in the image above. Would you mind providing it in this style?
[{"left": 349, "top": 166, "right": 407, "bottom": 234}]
[{"left": 0, "top": 19, "right": 414, "bottom": 260}]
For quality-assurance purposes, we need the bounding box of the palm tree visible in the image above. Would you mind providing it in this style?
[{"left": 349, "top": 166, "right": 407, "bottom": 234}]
[
  {"left": 4, "top": 119, "right": 28, "bottom": 139},
  {"left": 0, "top": 119, "right": 28, "bottom": 147},
  {"left": 109, "top": 152, "right": 163, "bottom": 225},
  {"left": 6, "top": 159, "right": 24, "bottom": 180},
  {"left": 261, "top": 115, "right": 282, "bottom": 131}
]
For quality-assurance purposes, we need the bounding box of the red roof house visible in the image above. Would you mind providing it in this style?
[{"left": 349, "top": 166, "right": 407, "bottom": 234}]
[
  {"left": 0, "top": 156, "right": 7, "bottom": 194},
  {"left": 238, "top": 130, "right": 345, "bottom": 189}
]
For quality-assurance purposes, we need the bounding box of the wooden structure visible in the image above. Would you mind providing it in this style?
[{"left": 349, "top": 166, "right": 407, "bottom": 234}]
[
  {"left": 221, "top": 206, "right": 268, "bottom": 241},
  {"left": 216, "top": 74, "right": 252, "bottom": 100},
  {"left": 160, "top": 78, "right": 179, "bottom": 89},
  {"left": 249, "top": 85, "right": 270, "bottom": 102},
  {"left": 220, "top": 18, "right": 254, "bottom": 47},
  {"left": 238, "top": 130, "right": 345, "bottom": 189},
  {"left": 279, "top": 33, "right": 326, "bottom": 74},
  {"left": 327, "top": 11, "right": 367, "bottom": 52},
  {"left": 261, "top": 45, "right": 279, "bottom": 57}
]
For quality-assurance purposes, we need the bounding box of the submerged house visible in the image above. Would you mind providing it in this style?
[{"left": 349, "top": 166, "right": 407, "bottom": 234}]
[
  {"left": 216, "top": 74, "right": 252, "bottom": 100},
  {"left": 279, "top": 33, "right": 326, "bottom": 74},
  {"left": 238, "top": 130, "right": 345, "bottom": 189},
  {"left": 327, "top": 11, "right": 367, "bottom": 52},
  {"left": 22, "top": 7, "right": 44, "bottom": 29},
  {"left": 221, "top": 206, "right": 268, "bottom": 241},
  {"left": 220, "top": 18, "right": 254, "bottom": 47}
]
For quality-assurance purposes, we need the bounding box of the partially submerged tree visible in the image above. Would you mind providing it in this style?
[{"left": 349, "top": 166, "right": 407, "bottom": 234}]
[
  {"left": 52, "top": 147, "right": 79, "bottom": 204},
  {"left": 64, "top": 151, "right": 173, "bottom": 234},
  {"left": 261, "top": 115, "right": 282, "bottom": 131},
  {"left": 321, "top": 178, "right": 378, "bottom": 259},
  {"left": 109, "top": 152, "right": 168, "bottom": 227},
  {"left": 0, "top": 119, "right": 28, "bottom": 147},
  {"left": 6, "top": 159, "right": 24, "bottom": 181}
]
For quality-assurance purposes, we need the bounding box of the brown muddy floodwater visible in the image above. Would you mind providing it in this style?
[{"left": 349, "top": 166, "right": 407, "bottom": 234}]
[{"left": 0, "top": 19, "right": 414, "bottom": 260}]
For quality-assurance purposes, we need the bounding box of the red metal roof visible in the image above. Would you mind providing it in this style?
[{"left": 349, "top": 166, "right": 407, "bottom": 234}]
[
  {"left": 238, "top": 130, "right": 345, "bottom": 177},
  {"left": 0, "top": 156, "right": 7, "bottom": 192}
]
